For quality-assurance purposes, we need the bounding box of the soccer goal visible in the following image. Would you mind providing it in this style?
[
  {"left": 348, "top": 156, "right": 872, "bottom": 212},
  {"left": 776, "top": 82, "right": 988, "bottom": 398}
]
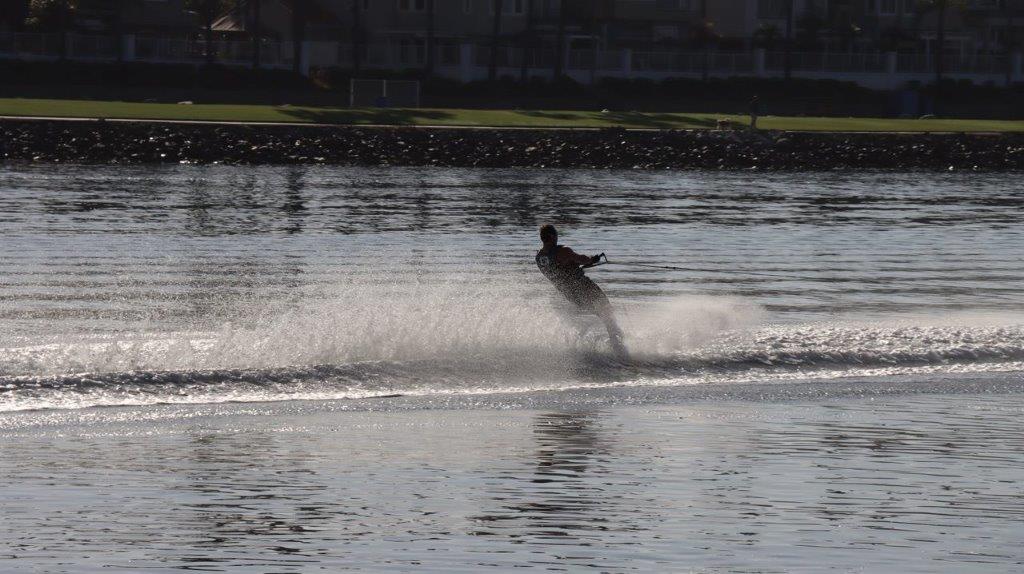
[{"left": 349, "top": 79, "right": 421, "bottom": 108}]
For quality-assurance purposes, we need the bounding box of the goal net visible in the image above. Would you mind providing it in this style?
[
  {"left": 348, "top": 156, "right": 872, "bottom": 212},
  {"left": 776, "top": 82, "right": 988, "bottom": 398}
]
[{"left": 349, "top": 79, "right": 421, "bottom": 108}]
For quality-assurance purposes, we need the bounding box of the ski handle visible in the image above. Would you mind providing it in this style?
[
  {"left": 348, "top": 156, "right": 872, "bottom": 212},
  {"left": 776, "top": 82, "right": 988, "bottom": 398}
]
[{"left": 581, "top": 253, "right": 608, "bottom": 269}]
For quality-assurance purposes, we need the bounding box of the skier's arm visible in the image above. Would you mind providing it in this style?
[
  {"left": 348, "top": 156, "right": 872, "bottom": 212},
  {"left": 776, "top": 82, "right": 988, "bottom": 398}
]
[{"left": 556, "top": 247, "right": 598, "bottom": 267}]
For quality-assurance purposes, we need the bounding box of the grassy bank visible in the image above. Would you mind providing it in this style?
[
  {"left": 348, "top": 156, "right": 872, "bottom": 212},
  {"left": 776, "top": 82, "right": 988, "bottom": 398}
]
[{"left": 3, "top": 98, "right": 1024, "bottom": 132}]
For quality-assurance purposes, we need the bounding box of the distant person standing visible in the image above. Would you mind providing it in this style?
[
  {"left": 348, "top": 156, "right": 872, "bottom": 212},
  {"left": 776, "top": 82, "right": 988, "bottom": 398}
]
[{"left": 749, "top": 95, "right": 761, "bottom": 130}]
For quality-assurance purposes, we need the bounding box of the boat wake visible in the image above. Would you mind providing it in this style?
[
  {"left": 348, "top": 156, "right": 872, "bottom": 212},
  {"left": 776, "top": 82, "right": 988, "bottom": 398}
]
[{"left": 2, "top": 281, "right": 1023, "bottom": 412}]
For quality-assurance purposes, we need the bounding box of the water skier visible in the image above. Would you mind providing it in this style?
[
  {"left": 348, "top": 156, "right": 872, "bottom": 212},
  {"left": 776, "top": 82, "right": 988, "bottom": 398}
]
[{"left": 535, "top": 224, "right": 628, "bottom": 358}]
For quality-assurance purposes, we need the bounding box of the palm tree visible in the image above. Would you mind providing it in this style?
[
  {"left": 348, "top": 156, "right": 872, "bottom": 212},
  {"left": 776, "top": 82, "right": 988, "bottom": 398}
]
[
  {"left": 1000, "top": 0, "right": 1015, "bottom": 85},
  {"left": 184, "top": 0, "right": 224, "bottom": 64},
  {"left": 935, "top": 0, "right": 948, "bottom": 86},
  {"left": 425, "top": 0, "right": 436, "bottom": 75},
  {"left": 0, "top": 0, "right": 31, "bottom": 32},
  {"left": 27, "top": 0, "right": 76, "bottom": 60},
  {"left": 290, "top": 0, "right": 307, "bottom": 75},
  {"left": 113, "top": 0, "right": 125, "bottom": 62},
  {"left": 250, "top": 0, "right": 262, "bottom": 69},
  {"left": 783, "top": 0, "right": 794, "bottom": 79},
  {"left": 351, "top": 0, "right": 362, "bottom": 72},
  {"left": 519, "top": 0, "right": 534, "bottom": 81},
  {"left": 699, "top": 0, "right": 709, "bottom": 81},
  {"left": 917, "top": 0, "right": 966, "bottom": 88},
  {"left": 488, "top": 0, "right": 504, "bottom": 82},
  {"left": 553, "top": 0, "right": 567, "bottom": 80}
]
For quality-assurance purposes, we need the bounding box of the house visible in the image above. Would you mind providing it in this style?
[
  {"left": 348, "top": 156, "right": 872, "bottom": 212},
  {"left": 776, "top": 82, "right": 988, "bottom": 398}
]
[{"left": 72, "top": 0, "right": 196, "bottom": 36}]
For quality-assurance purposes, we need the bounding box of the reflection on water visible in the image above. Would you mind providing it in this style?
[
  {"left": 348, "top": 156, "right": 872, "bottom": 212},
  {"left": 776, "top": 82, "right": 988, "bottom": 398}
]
[
  {"left": 1, "top": 395, "right": 1024, "bottom": 571},
  {"left": 175, "top": 431, "right": 340, "bottom": 570},
  {"left": 470, "top": 412, "right": 637, "bottom": 553}
]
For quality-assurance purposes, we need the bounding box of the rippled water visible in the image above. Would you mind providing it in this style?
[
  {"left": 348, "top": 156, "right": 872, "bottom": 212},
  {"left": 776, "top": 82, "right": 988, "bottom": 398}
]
[
  {"left": 1, "top": 164, "right": 1023, "bottom": 571},
  {"left": 2, "top": 397, "right": 1023, "bottom": 572},
  {"left": 1, "top": 165, "right": 1023, "bottom": 410}
]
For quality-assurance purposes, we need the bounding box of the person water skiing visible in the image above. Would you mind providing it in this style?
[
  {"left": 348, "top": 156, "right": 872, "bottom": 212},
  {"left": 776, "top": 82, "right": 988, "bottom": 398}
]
[{"left": 535, "top": 224, "right": 627, "bottom": 358}]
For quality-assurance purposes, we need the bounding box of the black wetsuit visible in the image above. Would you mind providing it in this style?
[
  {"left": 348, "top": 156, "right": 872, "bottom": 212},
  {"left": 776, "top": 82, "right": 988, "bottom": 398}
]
[
  {"left": 535, "top": 245, "right": 608, "bottom": 312},
  {"left": 536, "top": 244, "right": 626, "bottom": 356}
]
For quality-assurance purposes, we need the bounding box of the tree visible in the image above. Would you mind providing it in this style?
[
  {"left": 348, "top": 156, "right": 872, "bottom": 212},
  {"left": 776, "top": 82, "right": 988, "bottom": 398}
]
[
  {"left": 553, "top": 0, "right": 567, "bottom": 80},
  {"left": 519, "top": 0, "right": 535, "bottom": 81},
  {"left": 795, "top": 12, "right": 824, "bottom": 51},
  {"left": 185, "top": 0, "right": 229, "bottom": 64},
  {"left": 425, "top": 0, "right": 435, "bottom": 75},
  {"left": 1000, "top": 0, "right": 1016, "bottom": 86},
  {"left": 783, "top": 0, "right": 794, "bottom": 79},
  {"left": 26, "top": 0, "right": 76, "bottom": 60},
  {"left": 697, "top": 0, "right": 714, "bottom": 81},
  {"left": 250, "top": 0, "right": 262, "bottom": 69},
  {"left": 290, "top": 0, "right": 307, "bottom": 75},
  {"left": 351, "top": 0, "right": 362, "bottom": 72},
  {"left": 917, "top": 0, "right": 967, "bottom": 88},
  {"left": 112, "top": 0, "right": 125, "bottom": 62},
  {"left": 0, "top": 0, "right": 31, "bottom": 32},
  {"left": 753, "top": 24, "right": 780, "bottom": 51},
  {"left": 488, "top": 0, "right": 503, "bottom": 82}
]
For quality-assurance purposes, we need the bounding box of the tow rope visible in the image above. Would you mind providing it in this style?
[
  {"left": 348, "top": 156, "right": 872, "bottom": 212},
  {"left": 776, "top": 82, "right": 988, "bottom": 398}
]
[{"left": 585, "top": 253, "right": 798, "bottom": 280}]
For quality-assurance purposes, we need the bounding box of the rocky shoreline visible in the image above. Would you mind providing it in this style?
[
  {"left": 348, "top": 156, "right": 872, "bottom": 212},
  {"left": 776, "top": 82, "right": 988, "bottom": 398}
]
[{"left": 2, "top": 118, "right": 1022, "bottom": 170}]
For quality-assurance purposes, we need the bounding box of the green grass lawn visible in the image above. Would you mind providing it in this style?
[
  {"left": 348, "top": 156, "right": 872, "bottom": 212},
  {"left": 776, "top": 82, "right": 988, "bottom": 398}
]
[{"left": 2, "top": 97, "right": 1023, "bottom": 133}]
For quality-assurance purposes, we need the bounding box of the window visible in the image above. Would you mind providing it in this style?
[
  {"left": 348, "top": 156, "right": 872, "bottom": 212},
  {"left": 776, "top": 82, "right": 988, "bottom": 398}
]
[
  {"left": 757, "top": 0, "right": 786, "bottom": 19},
  {"left": 440, "top": 42, "right": 460, "bottom": 65},
  {"left": 657, "top": 0, "right": 692, "bottom": 10},
  {"left": 653, "top": 25, "right": 680, "bottom": 41},
  {"left": 398, "top": 0, "right": 427, "bottom": 12},
  {"left": 542, "top": 0, "right": 561, "bottom": 19},
  {"left": 398, "top": 37, "right": 426, "bottom": 64},
  {"left": 489, "top": 0, "right": 526, "bottom": 15}
]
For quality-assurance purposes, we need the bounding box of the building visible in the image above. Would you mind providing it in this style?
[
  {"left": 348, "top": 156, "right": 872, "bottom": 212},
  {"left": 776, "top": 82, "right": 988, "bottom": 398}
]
[{"left": 2, "top": 0, "right": 1023, "bottom": 87}]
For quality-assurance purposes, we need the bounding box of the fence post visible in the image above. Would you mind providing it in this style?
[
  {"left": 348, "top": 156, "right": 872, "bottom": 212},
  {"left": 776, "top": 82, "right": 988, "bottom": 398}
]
[
  {"left": 122, "top": 34, "right": 135, "bottom": 62},
  {"left": 459, "top": 42, "right": 474, "bottom": 83},
  {"left": 753, "top": 48, "right": 765, "bottom": 76},
  {"left": 1013, "top": 51, "right": 1023, "bottom": 83},
  {"left": 299, "top": 40, "right": 312, "bottom": 75},
  {"left": 621, "top": 48, "right": 631, "bottom": 78},
  {"left": 885, "top": 51, "right": 897, "bottom": 75}
]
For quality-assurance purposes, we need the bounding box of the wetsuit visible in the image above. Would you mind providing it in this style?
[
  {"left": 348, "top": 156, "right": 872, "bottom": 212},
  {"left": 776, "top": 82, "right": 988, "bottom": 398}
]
[
  {"left": 535, "top": 245, "right": 607, "bottom": 312},
  {"left": 536, "top": 245, "right": 626, "bottom": 356}
]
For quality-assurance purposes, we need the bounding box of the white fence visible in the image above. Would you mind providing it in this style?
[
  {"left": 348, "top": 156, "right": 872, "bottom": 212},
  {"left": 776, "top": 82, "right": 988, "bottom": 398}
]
[
  {"left": 1, "top": 32, "right": 1021, "bottom": 88},
  {"left": 0, "top": 32, "right": 297, "bottom": 69}
]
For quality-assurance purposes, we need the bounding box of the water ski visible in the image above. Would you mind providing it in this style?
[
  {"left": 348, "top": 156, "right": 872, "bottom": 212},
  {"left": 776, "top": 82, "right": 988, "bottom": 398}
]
[{"left": 564, "top": 310, "right": 630, "bottom": 361}]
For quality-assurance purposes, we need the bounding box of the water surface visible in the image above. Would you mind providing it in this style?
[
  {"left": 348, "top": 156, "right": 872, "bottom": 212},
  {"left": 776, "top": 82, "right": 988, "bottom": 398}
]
[{"left": 1, "top": 165, "right": 1023, "bottom": 572}]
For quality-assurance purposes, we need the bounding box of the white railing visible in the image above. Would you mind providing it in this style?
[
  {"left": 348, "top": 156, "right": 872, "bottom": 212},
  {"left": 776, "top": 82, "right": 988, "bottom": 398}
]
[
  {"left": 946, "top": 54, "right": 1008, "bottom": 74},
  {"left": 566, "top": 49, "right": 626, "bottom": 71},
  {"left": 630, "top": 51, "right": 754, "bottom": 74},
  {"left": 66, "top": 34, "right": 119, "bottom": 60},
  {"left": 767, "top": 51, "right": 886, "bottom": 73},
  {"left": 711, "top": 52, "right": 755, "bottom": 72},
  {"left": 134, "top": 36, "right": 293, "bottom": 68},
  {"left": 897, "top": 52, "right": 1009, "bottom": 74},
  {"left": 0, "top": 33, "right": 1018, "bottom": 85},
  {"left": 0, "top": 32, "right": 63, "bottom": 58}
]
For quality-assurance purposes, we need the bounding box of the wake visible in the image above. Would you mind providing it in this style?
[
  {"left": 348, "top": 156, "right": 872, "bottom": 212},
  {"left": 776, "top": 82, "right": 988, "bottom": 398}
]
[{"left": 2, "top": 275, "right": 1023, "bottom": 412}]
